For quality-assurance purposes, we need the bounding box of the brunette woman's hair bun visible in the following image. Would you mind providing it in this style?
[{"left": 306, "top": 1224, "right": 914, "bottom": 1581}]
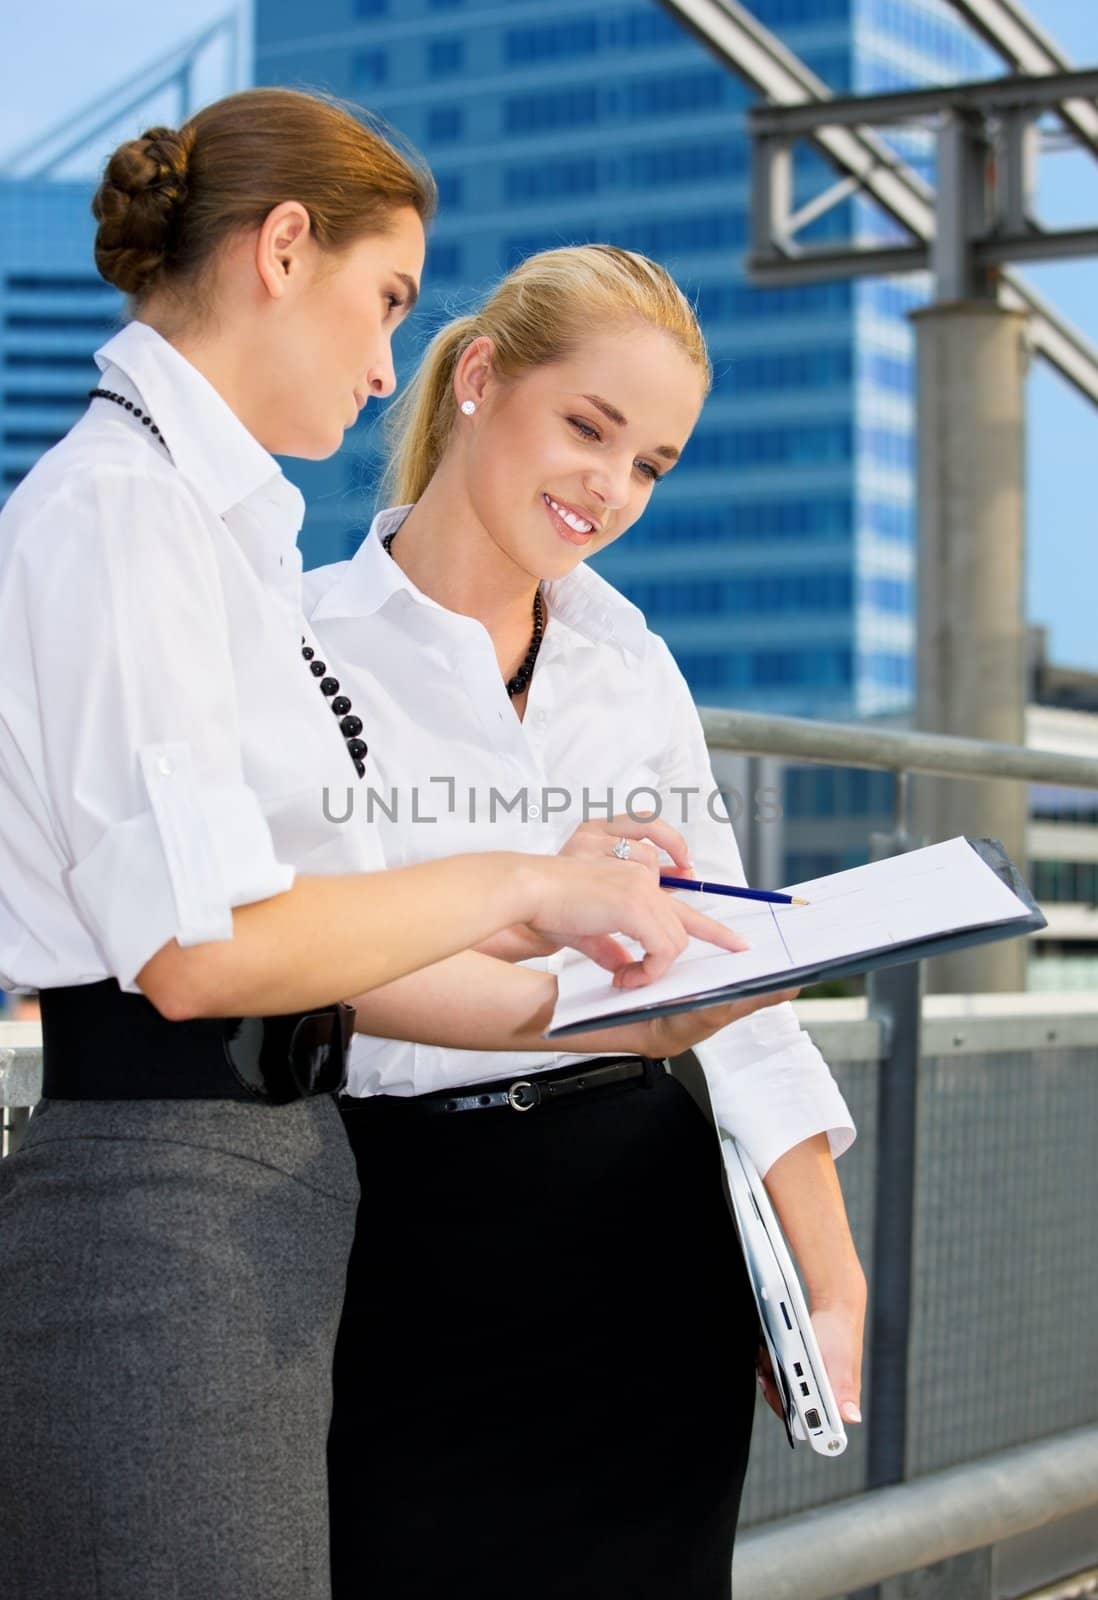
[{"left": 92, "top": 125, "right": 194, "bottom": 295}]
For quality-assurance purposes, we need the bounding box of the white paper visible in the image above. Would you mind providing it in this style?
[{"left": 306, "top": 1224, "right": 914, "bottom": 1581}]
[{"left": 550, "top": 837, "right": 1030, "bottom": 1035}]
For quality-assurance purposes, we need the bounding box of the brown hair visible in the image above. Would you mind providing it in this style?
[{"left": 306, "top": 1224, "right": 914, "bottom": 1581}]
[
  {"left": 383, "top": 244, "right": 711, "bottom": 507},
  {"left": 92, "top": 87, "right": 436, "bottom": 301}
]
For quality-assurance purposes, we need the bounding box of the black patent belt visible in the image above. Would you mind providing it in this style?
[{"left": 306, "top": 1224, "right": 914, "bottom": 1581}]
[
  {"left": 343, "top": 1055, "right": 668, "bottom": 1117},
  {"left": 39, "top": 979, "right": 355, "bottom": 1105}
]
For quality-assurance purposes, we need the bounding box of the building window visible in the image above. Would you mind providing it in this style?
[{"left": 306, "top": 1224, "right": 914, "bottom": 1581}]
[
  {"left": 612, "top": 8, "right": 685, "bottom": 49},
  {"left": 750, "top": 0, "right": 849, "bottom": 23},
  {"left": 2, "top": 391, "right": 89, "bottom": 408},
  {"left": 690, "top": 422, "right": 854, "bottom": 469},
  {"left": 426, "top": 105, "right": 464, "bottom": 143},
  {"left": 435, "top": 172, "right": 464, "bottom": 209},
  {"left": 597, "top": 496, "right": 854, "bottom": 549},
  {"left": 4, "top": 351, "right": 96, "bottom": 370},
  {"left": 859, "top": 575, "right": 911, "bottom": 614},
  {"left": 696, "top": 280, "right": 853, "bottom": 321},
  {"left": 626, "top": 68, "right": 731, "bottom": 118},
  {"left": 672, "top": 647, "right": 854, "bottom": 694},
  {"left": 426, "top": 242, "right": 462, "bottom": 280},
  {"left": 427, "top": 37, "right": 464, "bottom": 76},
  {"left": 1032, "top": 860, "right": 1098, "bottom": 904},
  {"left": 858, "top": 426, "right": 914, "bottom": 471},
  {"left": 863, "top": 500, "right": 912, "bottom": 542},
  {"left": 5, "top": 274, "right": 111, "bottom": 293},
  {"left": 505, "top": 19, "right": 599, "bottom": 64},
  {"left": 626, "top": 141, "right": 745, "bottom": 189},
  {"left": 616, "top": 211, "right": 745, "bottom": 256},
  {"left": 722, "top": 347, "right": 853, "bottom": 395},
  {"left": 3, "top": 429, "right": 65, "bottom": 448},
  {"left": 503, "top": 87, "right": 599, "bottom": 135},
  {"left": 504, "top": 157, "right": 599, "bottom": 203},
  {"left": 353, "top": 49, "right": 388, "bottom": 89},
  {"left": 5, "top": 314, "right": 117, "bottom": 332},
  {"left": 619, "top": 571, "right": 854, "bottom": 618}
]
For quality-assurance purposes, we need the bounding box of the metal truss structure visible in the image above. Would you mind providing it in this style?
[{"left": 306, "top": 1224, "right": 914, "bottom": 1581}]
[{"left": 656, "top": 0, "right": 1098, "bottom": 408}]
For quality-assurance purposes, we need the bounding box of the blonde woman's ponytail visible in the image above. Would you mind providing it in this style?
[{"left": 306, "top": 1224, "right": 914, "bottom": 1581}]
[{"left": 382, "top": 315, "right": 478, "bottom": 506}]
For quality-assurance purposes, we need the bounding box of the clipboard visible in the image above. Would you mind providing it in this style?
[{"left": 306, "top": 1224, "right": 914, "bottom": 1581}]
[{"left": 549, "top": 837, "right": 1045, "bottom": 1038}]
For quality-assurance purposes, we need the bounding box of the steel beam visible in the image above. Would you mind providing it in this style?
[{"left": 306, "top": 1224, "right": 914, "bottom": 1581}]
[
  {"left": 655, "top": 0, "right": 1098, "bottom": 408},
  {"left": 749, "top": 67, "right": 1098, "bottom": 134},
  {"left": 946, "top": 0, "right": 1098, "bottom": 161}
]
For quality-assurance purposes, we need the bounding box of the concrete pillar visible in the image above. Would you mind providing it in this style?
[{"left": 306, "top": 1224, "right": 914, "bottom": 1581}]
[{"left": 912, "top": 301, "right": 1030, "bottom": 993}]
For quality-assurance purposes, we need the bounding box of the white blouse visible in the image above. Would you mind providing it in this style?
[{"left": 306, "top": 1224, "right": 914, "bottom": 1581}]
[
  {"left": 0, "top": 321, "right": 383, "bottom": 995},
  {"left": 305, "top": 506, "right": 856, "bottom": 1177}
]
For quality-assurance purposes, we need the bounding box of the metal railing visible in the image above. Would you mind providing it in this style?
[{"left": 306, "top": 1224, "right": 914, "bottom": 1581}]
[{"left": 3, "top": 709, "right": 1098, "bottom": 1597}]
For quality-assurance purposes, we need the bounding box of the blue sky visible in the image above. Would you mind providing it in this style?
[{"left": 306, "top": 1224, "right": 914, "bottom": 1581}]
[{"left": 2, "top": 1, "right": 1096, "bottom": 667}]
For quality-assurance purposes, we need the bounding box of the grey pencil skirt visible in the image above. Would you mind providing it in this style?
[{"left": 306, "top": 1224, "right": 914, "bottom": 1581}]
[{"left": 0, "top": 1093, "right": 359, "bottom": 1600}]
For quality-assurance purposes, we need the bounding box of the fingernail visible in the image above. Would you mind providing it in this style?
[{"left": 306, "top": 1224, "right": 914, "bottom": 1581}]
[{"left": 843, "top": 1403, "right": 862, "bottom": 1423}]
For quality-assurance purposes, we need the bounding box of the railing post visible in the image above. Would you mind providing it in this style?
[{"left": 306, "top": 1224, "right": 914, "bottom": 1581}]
[{"left": 865, "top": 773, "right": 924, "bottom": 1494}]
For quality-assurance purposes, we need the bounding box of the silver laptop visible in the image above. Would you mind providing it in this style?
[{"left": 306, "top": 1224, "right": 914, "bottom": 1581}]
[{"left": 720, "top": 1134, "right": 848, "bottom": 1458}]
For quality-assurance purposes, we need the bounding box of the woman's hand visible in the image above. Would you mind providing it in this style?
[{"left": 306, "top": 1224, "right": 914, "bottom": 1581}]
[
  {"left": 756, "top": 1291, "right": 865, "bottom": 1431},
  {"left": 557, "top": 811, "right": 695, "bottom": 883},
  {"left": 515, "top": 853, "right": 748, "bottom": 989},
  {"left": 607, "top": 989, "right": 798, "bottom": 1059},
  {"left": 475, "top": 813, "right": 697, "bottom": 964}
]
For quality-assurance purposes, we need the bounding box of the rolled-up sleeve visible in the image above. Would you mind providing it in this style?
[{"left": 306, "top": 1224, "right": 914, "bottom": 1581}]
[
  {"left": 648, "top": 637, "right": 856, "bottom": 1176},
  {"left": 17, "top": 466, "right": 294, "bottom": 989}
]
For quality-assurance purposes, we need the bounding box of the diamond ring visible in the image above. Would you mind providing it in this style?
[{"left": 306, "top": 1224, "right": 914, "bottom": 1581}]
[{"left": 612, "top": 837, "right": 632, "bottom": 861}]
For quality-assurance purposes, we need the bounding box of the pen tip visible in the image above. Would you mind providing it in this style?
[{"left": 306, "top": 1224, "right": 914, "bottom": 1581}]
[{"left": 792, "top": 896, "right": 810, "bottom": 906}]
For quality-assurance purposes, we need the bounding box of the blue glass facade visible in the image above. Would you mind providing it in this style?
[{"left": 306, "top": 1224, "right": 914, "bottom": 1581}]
[
  {"left": 254, "top": 0, "right": 984, "bottom": 724},
  {"left": 0, "top": 183, "right": 123, "bottom": 504}
]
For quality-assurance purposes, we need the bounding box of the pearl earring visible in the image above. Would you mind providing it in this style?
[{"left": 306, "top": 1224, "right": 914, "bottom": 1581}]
[{"left": 460, "top": 399, "right": 476, "bottom": 416}]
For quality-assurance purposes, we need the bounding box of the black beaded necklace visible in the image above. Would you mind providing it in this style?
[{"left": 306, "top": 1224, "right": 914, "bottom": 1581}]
[
  {"left": 89, "top": 386, "right": 368, "bottom": 779},
  {"left": 299, "top": 639, "right": 368, "bottom": 777},
  {"left": 381, "top": 525, "right": 545, "bottom": 699},
  {"left": 88, "top": 387, "right": 169, "bottom": 450}
]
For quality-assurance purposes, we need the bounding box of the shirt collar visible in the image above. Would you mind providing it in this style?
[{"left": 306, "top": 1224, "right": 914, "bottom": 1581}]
[
  {"left": 309, "top": 504, "right": 650, "bottom": 662},
  {"left": 94, "top": 321, "right": 303, "bottom": 532}
]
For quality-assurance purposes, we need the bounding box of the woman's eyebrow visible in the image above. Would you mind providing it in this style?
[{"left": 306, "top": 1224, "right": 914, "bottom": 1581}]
[{"left": 580, "top": 393, "right": 681, "bottom": 462}]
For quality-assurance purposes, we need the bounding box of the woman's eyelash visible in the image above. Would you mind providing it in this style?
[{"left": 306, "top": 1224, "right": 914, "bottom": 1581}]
[
  {"left": 567, "top": 416, "right": 663, "bottom": 482},
  {"left": 569, "top": 417, "right": 599, "bottom": 441},
  {"left": 386, "top": 294, "right": 406, "bottom": 312}
]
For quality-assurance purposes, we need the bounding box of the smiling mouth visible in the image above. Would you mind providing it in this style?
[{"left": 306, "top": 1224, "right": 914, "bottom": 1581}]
[{"left": 543, "top": 493, "right": 597, "bottom": 537}]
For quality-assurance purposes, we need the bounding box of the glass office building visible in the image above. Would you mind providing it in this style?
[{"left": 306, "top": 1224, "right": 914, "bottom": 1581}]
[
  {"left": 0, "top": 182, "right": 122, "bottom": 504},
  {"left": 255, "top": 0, "right": 985, "bottom": 722}
]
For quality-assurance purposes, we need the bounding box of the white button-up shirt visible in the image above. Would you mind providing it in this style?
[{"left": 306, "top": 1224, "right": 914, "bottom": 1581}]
[
  {"left": 306, "top": 506, "right": 855, "bottom": 1176},
  {"left": 0, "top": 321, "right": 383, "bottom": 994}
]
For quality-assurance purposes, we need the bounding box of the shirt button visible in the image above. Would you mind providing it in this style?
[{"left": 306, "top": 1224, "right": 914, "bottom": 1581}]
[
  {"left": 156, "top": 755, "right": 173, "bottom": 777},
  {"left": 529, "top": 805, "right": 541, "bottom": 819}
]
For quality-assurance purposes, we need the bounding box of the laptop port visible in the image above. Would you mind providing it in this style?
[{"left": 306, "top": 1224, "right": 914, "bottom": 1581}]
[
  {"left": 799, "top": 1382, "right": 810, "bottom": 1396},
  {"left": 804, "top": 1408, "right": 821, "bottom": 1430}
]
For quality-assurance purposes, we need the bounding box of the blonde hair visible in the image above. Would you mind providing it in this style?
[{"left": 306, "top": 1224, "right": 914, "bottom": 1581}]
[{"left": 383, "top": 244, "right": 711, "bottom": 506}]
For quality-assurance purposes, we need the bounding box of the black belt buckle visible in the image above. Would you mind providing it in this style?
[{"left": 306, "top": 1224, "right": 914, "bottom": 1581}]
[{"left": 222, "top": 1003, "right": 355, "bottom": 1105}]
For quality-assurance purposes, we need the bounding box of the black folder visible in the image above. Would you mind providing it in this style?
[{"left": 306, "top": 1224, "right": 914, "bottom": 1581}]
[{"left": 548, "top": 837, "right": 1045, "bottom": 1038}]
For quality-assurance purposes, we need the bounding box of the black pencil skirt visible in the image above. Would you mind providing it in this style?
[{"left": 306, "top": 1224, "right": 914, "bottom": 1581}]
[{"left": 329, "top": 1060, "right": 760, "bottom": 1600}]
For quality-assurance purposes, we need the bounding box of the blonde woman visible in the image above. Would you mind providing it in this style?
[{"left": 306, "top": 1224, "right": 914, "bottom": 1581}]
[
  {"left": 0, "top": 112, "right": 781, "bottom": 1600},
  {"left": 308, "top": 246, "right": 867, "bottom": 1599}
]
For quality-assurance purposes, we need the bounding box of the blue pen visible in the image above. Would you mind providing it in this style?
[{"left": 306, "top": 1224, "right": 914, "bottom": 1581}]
[{"left": 659, "top": 874, "right": 808, "bottom": 906}]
